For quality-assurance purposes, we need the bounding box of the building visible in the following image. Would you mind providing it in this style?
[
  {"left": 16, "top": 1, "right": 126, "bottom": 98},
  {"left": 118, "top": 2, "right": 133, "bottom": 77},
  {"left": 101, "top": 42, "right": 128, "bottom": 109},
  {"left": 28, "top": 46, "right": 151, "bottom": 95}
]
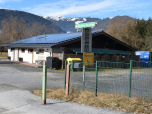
[{"left": 0, "top": 30, "right": 137, "bottom": 67}]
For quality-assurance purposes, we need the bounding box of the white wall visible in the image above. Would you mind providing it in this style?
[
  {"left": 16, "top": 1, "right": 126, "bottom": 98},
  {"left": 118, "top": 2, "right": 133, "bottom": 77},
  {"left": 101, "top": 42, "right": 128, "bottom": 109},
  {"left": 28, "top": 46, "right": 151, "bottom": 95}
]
[
  {"left": 14, "top": 48, "right": 18, "bottom": 61},
  {"left": 8, "top": 48, "right": 11, "bottom": 57},
  {"left": 19, "top": 49, "right": 33, "bottom": 63},
  {"left": 8, "top": 47, "right": 52, "bottom": 64},
  {"left": 33, "top": 51, "right": 36, "bottom": 64}
]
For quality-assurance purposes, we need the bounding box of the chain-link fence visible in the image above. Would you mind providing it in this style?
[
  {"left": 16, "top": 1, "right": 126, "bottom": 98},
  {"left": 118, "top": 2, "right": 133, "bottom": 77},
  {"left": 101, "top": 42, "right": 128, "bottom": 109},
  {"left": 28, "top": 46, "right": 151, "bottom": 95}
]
[
  {"left": 64, "top": 60, "right": 152, "bottom": 100},
  {"left": 131, "top": 61, "right": 152, "bottom": 99}
]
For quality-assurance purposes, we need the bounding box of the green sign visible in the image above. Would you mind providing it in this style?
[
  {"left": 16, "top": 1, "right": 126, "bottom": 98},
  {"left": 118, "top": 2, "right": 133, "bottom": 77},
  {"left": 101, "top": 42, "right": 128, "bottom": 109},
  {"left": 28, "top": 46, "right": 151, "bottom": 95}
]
[{"left": 75, "top": 22, "right": 96, "bottom": 29}]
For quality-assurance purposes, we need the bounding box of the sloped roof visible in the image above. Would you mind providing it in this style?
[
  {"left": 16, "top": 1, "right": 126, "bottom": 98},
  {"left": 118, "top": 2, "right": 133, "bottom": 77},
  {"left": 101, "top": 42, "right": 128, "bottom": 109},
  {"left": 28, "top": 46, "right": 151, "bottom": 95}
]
[{"left": 0, "top": 30, "right": 135, "bottom": 51}]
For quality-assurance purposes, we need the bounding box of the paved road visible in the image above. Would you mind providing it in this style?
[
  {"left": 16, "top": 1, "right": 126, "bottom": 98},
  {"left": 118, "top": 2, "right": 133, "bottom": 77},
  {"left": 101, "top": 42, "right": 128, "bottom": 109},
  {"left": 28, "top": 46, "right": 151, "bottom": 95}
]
[
  {"left": 0, "top": 58, "right": 129, "bottom": 114},
  {"left": 0, "top": 59, "right": 64, "bottom": 90}
]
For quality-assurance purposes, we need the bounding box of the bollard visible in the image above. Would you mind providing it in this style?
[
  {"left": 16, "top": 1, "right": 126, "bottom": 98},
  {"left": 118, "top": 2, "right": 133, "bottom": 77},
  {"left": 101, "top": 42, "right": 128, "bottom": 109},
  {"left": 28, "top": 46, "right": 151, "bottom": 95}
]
[
  {"left": 42, "top": 65, "right": 47, "bottom": 104},
  {"left": 83, "top": 65, "right": 85, "bottom": 91},
  {"left": 128, "top": 60, "right": 132, "bottom": 97},
  {"left": 64, "top": 60, "right": 67, "bottom": 89},
  {"left": 65, "top": 64, "right": 70, "bottom": 97},
  {"left": 95, "top": 61, "right": 98, "bottom": 97}
]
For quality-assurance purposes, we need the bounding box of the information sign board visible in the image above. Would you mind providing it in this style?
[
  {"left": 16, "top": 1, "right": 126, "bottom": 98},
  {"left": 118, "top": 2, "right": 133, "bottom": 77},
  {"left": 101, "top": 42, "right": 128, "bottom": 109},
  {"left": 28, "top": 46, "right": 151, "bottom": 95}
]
[
  {"left": 83, "top": 53, "right": 94, "bottom": 66},
  {"left": 75, "top": 22, "right": 96, "bottom": 29}
]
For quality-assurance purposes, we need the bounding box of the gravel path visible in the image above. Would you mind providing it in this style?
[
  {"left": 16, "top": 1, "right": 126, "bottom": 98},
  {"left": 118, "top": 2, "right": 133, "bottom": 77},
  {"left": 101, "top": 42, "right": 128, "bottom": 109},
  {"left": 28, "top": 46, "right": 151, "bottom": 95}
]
[{"left": 0, "top": 58, "right": 64, "bottom": 91}]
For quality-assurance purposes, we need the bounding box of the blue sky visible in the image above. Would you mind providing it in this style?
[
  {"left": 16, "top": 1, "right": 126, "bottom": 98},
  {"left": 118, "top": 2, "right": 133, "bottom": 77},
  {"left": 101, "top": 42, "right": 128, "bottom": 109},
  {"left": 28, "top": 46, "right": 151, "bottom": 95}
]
[{"left": 0, "top": 0, "right": 152, "bottom": 19}]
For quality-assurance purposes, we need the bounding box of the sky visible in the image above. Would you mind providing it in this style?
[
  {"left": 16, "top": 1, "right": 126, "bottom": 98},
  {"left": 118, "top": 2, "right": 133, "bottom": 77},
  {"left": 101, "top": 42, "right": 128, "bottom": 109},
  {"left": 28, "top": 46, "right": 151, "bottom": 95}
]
[{"left": 0, "top": 0, "right": 152, "bottom": 19}]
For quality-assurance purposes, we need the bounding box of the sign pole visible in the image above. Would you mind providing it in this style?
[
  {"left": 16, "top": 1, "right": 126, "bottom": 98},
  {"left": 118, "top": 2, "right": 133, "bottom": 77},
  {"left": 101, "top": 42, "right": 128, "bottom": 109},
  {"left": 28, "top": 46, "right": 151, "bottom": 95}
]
[
  {"left": 75, "top": 22, "right": 96, "bottom": 92},
  {"left": 65, "top": 64, "right": 70, "bottom": 97},
  {"left": 42, "top": 65, "right": 47, "bottom": 105},
  {"left": 83, "top": 65, "right": 85, "bottom": 91}
]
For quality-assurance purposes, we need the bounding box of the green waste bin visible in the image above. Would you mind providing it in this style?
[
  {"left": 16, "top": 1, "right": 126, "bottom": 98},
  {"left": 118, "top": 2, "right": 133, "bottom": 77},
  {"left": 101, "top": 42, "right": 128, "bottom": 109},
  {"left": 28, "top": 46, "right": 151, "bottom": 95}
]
[{"left": 66, "top": 58, "right": 82, "bottom": 71}]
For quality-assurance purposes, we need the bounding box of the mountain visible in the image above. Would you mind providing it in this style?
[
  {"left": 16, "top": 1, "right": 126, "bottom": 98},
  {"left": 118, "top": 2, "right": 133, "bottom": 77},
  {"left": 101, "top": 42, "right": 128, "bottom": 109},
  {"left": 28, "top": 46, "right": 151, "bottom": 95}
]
[
  {"left": 0, "top": 9, "right": 133, "bottom": 34},
  {"left": 45, "top": 16, "right": 133, "bottom": 33},
  {"left": 0, "top": 9, "right": 65, "bottom": 33}
]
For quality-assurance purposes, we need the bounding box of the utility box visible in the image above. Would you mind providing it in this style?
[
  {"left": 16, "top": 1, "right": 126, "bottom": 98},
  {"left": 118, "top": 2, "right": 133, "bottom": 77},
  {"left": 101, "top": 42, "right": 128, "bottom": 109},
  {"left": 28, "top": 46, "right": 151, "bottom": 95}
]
[
  {"left": 66, "top": 58, "right": 82, "bottom": 71},
  {"left": 135, "top": 51, "right": 152, "bottom": 67},
  {"left": 46, "top": 57, "right": 59, "bottom": 69}
]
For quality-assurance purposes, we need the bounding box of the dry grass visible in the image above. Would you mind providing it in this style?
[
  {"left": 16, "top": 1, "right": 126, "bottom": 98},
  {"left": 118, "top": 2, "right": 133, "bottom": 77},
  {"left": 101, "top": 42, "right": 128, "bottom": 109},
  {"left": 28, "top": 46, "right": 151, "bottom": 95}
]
[
  {"left": 0, "top": 52, "right": 8, "bottom": 58},
  {"left": 33, "top": 88, "right": 152, "bottom": 114}
]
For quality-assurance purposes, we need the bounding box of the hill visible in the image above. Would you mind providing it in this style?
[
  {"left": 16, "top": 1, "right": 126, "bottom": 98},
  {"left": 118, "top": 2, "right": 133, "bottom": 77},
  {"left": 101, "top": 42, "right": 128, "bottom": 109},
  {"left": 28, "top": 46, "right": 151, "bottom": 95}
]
[{"left": 0, "top": 9, "right": 65, "bottom": 33}]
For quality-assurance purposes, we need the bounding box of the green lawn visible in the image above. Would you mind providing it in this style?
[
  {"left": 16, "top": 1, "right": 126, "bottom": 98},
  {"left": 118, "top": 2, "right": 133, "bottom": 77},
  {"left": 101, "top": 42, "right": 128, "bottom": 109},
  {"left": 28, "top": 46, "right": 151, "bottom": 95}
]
[{"left": 0, "top": 52, "right": 8, "bottom": 58}]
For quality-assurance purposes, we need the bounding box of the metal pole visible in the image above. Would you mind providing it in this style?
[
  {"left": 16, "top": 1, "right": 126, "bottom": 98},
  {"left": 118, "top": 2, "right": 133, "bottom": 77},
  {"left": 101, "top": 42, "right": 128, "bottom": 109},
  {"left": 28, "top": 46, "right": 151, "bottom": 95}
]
[
  {"left": 83, "top": 65, "right": 85, "bottom": 91},
  {"left": 64, "top": 60, "right": 67, "bottom": 89},
  {"left": 128, "top": 60, "right": 132, "bottom": 97},
  {"left": 42, "top": 65, "right": 47, "bottom": 104},
  {"left": 95, "top": 61, "right": 98, "bottom": 97},
  {"left": 65, "top": 64, "right": 70, "bottom": 97}
]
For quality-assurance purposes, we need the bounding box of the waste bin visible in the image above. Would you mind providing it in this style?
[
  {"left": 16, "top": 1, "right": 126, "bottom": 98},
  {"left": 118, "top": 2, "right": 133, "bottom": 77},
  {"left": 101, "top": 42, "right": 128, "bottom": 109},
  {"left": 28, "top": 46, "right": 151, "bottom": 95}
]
[
  {"left": 66, "top": 58, "right": 82, "bottom": 71},
  {"left": 46, "top": 57, "right": 59, "bottom": 69}
]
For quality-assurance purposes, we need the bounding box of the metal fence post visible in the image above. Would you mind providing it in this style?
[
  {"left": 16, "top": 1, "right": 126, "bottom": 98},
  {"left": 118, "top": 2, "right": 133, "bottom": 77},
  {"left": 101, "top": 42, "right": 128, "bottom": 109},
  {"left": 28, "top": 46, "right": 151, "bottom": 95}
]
[
  {"left": 128, "top": 60, "right": 132, "bottom": 97},
  {"left": 65, "top": 64, "right": 70, "bottom": 97},
  {"left": 83, "top": 65, "right": 85, "bottom": 91},
  {"left": 95, "top": 61, "right": 98, "bottom": 97},
  {"left": 42, "top": 65, "right": 47, "bottom": 105},
  {"left": 64, "top": 60, "right": 67, "bottom": 89}
]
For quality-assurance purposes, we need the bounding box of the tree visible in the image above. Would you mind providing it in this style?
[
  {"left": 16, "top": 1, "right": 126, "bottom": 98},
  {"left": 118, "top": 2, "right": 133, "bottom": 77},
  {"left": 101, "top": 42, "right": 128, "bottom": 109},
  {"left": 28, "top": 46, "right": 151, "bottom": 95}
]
[
  {"left": 0, "top": 16, "right": 28, "bottom": 43},
  {"left": 107, "top": 17, "right": 143, "bottom": 50},
  {"left": 0, "top": 16, "right": 57, "bottom": 44},
  {"left": 135, "top": 17, "right": 152, "bottom": 50},
  {"left": 146, "top": 36, "right": 152, "bottom": 50}
]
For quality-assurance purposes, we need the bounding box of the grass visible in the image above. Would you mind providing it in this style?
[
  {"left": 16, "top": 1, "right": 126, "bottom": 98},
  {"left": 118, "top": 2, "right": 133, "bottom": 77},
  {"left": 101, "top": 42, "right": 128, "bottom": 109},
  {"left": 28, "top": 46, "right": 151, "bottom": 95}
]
[
  {"left": 0, "top": 52, "right": 8, "bottom": 58},
  {"left": 33, "top": 88, "right": 152, "bottom": 114}
]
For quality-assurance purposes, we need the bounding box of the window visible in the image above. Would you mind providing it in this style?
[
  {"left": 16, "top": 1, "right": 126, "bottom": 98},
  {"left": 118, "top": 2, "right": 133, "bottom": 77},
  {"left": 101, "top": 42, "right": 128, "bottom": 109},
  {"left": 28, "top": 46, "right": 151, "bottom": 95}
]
[
  {"left": 39, "top": 49, "right": 44, "bottom": 53},
  {"left": 11, "top": 48, "right": 15, "bottom": 52},
  {"left": 28, "top": 49, "right": 33, "bottom": 53},
  {"left": 21, "top": 48, "right": 25, "bottom": 53}
]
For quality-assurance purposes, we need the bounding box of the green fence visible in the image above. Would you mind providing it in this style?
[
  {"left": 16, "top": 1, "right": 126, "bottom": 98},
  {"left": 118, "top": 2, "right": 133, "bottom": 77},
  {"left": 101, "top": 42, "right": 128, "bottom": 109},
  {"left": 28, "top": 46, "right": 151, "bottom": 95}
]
[{"left": 64, "top": 60, "right": 152, "bottom": 100}]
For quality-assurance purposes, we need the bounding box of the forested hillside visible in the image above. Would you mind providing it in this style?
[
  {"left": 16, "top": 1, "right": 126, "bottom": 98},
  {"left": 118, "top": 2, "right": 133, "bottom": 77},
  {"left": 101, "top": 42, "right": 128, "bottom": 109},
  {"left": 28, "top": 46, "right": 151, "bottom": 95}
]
[
  {"left": 0, "top": 9, "right": 64, "bottom": 33},
  {"left": 0, "top": 9, "right": 64, "bottom": 44},
  {"left": 107, "top": 17, "right": 152, "bottom": 51}
]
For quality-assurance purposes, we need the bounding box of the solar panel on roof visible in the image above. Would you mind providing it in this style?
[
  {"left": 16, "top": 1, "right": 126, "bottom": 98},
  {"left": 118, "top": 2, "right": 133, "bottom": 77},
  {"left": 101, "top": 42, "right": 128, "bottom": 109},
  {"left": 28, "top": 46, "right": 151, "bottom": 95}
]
[{"left": 10, "top": 31, "right": 97, "bottom": 44}]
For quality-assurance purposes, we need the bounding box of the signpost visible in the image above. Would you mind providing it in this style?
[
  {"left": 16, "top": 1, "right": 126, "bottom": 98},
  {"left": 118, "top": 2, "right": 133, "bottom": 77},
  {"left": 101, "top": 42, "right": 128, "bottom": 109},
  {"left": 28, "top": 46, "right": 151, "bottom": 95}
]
[
  {"left": 75, "top": 21, "right": 97, "bottom": 61},
  {"left": 75, "top": 22, "right": 96, "bottom": 29},
  {"left": 75, "top": 22, "right": 97, "bottom": 53},
  {"left": 81, "top": 28, "right": 92, "bottom": 53},
  {"left": 73, "top": 22, "right": 96, "bottom": 92}
]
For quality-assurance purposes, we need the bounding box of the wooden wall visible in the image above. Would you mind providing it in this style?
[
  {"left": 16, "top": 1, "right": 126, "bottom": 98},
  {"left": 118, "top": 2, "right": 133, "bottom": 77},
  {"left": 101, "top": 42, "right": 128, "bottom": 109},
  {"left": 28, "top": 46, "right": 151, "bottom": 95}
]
[{"left": 52, "top": 52, "right": 140, "bottom": 69}]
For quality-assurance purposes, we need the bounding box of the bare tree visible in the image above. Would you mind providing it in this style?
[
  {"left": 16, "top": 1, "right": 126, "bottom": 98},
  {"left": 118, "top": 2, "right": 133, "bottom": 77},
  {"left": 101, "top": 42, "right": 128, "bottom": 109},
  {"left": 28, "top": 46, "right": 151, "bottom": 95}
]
[
  {"left": 1, "top": 16, "right": 28, "bottom": 43},
  {"left": 0, "top": 16, "right": 57, "bottom": 44},
  {"left": 107, "top": 18, "right": 143, "bottom": 50},
  {"left": 146, "top": 36, "right": 152, "bottom": 51}
]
